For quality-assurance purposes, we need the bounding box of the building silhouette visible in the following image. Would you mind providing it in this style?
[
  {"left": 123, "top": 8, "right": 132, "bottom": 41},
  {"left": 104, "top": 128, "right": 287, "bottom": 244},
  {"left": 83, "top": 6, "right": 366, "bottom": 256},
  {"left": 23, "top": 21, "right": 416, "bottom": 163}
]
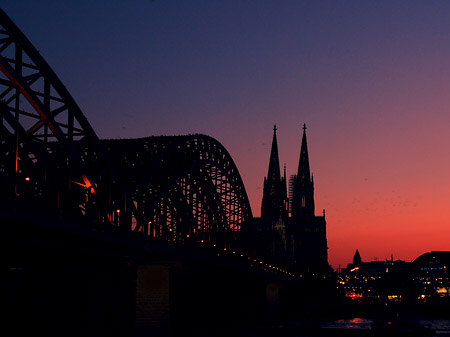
[
  {"left": 353, "top": 249, "right": 362, "bottom": 266},
  {"left": 258, "top": 124, "right": 329, "bottom": 274},
  {"left": 261, "top": 125, "right": 289, "bottom": 230},
  {"left": 338, "top": 250, "right": 450, "bottom": 304}
]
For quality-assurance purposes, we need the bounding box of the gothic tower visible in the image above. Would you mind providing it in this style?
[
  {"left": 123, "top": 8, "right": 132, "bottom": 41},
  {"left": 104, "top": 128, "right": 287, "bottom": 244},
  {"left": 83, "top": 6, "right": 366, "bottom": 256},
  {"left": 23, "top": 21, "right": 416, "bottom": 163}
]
[
  {"left": 288, "top": 124, "right": 329, "bottom": 274},
  {"left": 291, "top": 124, "right": 315, "bottom": 219},
  {"left": 261, "top": 125, "right": 288, "bottom": 230},
  {"left": 258, "top": 124, "right": 329, "bottom": 275}
]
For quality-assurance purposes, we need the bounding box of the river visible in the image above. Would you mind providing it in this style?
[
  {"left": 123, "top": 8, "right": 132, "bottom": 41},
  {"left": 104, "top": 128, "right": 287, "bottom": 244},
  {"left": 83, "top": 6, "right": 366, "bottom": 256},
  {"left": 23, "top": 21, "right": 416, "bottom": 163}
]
[{"left": 319, "top": 317, "right": 450, "bottom": 336}]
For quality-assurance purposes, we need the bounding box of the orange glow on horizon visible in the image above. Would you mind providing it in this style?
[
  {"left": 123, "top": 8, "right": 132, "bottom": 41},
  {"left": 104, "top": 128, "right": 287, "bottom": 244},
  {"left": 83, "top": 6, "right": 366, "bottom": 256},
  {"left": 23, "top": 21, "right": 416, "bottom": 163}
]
[{"left": 235, "top": 118, "right": 450, "bottom": 271}]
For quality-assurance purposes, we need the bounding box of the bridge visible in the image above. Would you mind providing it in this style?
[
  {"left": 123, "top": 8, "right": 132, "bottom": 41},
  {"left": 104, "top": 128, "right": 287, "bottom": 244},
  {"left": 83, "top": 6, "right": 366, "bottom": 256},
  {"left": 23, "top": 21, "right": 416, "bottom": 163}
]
[{"left": 0, "top": 9, "right": 332, "bottom": 337}]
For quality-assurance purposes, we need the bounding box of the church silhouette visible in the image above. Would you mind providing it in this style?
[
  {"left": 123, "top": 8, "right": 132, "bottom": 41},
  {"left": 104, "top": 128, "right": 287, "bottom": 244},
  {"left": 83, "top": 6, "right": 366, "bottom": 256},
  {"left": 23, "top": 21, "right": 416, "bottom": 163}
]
[{"left": 255, "top": 124, "right": 329, "bottom": 274}]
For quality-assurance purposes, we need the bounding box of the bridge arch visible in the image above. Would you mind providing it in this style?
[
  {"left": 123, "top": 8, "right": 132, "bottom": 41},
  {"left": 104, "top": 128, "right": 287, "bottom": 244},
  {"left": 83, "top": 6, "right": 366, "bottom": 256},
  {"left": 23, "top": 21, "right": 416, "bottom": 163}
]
[
  {"left": 101, "top": 135, "right": 253, "bottom": 250},
  {"left": 0, "top": 10, "right": 253, "bottom": 248},
  {"left": 0, "top": 9, "right": 124, "bottom": 222}
]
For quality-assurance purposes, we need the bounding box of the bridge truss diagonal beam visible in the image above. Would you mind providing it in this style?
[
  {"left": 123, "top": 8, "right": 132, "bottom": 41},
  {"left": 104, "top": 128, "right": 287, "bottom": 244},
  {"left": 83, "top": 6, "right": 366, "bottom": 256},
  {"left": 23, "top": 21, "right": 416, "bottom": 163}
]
[{"left": 0, "top": 9, "right": 134, "bottom": 224}]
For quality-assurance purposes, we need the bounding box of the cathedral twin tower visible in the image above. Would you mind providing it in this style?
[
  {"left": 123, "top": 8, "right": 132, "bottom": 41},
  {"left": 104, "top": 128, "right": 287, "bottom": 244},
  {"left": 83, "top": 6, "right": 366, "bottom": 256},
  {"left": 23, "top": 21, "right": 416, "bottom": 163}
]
[{"left": 259, "top": 124, "right": 329, "bottom": 274}]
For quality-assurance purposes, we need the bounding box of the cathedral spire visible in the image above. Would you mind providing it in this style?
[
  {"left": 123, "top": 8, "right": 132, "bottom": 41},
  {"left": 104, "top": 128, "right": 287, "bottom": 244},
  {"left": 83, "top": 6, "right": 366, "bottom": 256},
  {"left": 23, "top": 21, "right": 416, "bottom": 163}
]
[
  {"left": 297, "top": 123, "right": 311, "bottom": 181},
  {"left": 267, "top": 124, "right": 281, "bottom": 182},
  {"left": 259, "top": 124, "right": 328, "bottom": 274},
  {"left": 261, "top": 124, "right": 288, "bottom": 229},
  {"left": 291, "top": 123, "right": 315, "bottom": 218}
]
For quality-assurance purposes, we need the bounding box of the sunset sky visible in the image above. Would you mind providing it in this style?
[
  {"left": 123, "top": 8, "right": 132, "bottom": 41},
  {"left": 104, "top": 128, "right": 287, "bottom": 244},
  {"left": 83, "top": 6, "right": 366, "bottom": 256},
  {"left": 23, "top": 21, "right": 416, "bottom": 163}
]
[{"left": 4, "top": 1, "right": 450, "bottom": 269}]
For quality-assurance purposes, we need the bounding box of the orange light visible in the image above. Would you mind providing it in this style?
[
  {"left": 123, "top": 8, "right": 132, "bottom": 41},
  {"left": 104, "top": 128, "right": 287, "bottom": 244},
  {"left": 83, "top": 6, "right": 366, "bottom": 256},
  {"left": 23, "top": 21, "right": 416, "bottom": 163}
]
[
  {"left": 24, "top": 177, "right": 30, "bottom": 181},
  {"left": 80, "top": 175, "right": 96, "bottom": 195},
  {"left": 116, "top": 209, "right": 120, "bottom": 213}
]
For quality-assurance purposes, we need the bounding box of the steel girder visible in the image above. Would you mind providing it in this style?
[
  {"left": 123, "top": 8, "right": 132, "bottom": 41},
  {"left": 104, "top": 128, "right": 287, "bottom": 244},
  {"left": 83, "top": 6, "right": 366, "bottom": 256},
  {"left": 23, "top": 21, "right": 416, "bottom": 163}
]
[
  {"left": 101, "top": 135, "right": 253, "bottom": 251},
  {"left": 0, "top": 9, "right": 130, "bottom": 223}
]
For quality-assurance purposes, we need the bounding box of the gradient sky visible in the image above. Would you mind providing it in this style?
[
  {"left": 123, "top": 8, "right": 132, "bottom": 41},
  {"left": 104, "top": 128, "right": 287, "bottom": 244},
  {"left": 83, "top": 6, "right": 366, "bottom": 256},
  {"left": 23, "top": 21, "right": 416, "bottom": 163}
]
[{"left": 3, "top": 1, "right": 450, "bottom": 269}]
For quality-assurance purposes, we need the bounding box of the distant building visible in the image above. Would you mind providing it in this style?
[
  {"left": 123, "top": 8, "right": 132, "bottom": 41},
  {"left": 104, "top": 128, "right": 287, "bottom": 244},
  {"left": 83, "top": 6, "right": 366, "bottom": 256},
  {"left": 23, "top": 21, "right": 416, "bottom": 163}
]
[
  {"left": 344, "top": 249, "right": 410, "bottom": 276},
  {"left": 339, "top": 250, "right": 450, "bottom": 303},
  {"left": 413, "top": 251, "right": 450, "bottom": 299},
  {"left": 353, "top": 249, "right": 362, "bottom": 266},
  {"left": 339, "top": 250, "right": 412, "bottom": 301},
  {"left": 257, "top": 124, "right": 329, "bottom": 274}
]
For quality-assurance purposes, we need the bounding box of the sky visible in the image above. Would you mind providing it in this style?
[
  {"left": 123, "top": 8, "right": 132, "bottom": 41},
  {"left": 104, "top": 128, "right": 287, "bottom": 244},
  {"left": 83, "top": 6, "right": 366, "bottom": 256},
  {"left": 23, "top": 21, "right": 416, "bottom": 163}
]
[{"left": 3, "top": 0, "right": 450, "bottom": 270}]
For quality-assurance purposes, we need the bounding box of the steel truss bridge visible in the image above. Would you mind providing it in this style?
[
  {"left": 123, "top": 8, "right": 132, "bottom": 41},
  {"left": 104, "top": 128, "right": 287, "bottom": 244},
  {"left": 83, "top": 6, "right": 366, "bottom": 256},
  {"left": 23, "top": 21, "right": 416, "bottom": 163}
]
[{"left": 0, "top": 9, "right": 300, "bottom": 278}]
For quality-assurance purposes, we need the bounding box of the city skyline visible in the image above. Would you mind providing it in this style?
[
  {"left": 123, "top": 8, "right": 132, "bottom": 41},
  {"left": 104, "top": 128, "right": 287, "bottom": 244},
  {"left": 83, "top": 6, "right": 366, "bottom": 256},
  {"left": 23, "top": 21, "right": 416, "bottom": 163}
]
[{"left": 3, "top": 1, "right": 450, "bottom": 269}]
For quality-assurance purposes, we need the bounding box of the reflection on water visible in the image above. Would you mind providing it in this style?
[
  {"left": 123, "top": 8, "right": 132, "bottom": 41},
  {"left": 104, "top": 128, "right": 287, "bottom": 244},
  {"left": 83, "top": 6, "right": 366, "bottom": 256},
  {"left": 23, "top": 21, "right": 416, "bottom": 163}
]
[
  {"left": 431, "top": 320, "right": 450, "bottom": 336},
  {"left": 321, "top": 318, "right": 450, "bottom": 336},
  {"left": 322, "top": 317, "right": 373, "bottom": 330}
]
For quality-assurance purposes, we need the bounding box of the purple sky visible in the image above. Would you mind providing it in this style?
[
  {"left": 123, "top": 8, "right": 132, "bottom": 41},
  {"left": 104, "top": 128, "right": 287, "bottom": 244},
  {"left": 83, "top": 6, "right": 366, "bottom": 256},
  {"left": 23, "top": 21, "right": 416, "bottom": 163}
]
[{"left": 4, "top": 1, "right": 450, "bottom": 268}]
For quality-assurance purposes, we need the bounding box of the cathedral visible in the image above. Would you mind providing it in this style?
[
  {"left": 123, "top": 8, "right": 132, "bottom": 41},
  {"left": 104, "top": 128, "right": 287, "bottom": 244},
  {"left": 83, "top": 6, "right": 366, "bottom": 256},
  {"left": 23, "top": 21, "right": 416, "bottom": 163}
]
[{"left": 257, "top": 124, "right": 329, "bottom": 274}]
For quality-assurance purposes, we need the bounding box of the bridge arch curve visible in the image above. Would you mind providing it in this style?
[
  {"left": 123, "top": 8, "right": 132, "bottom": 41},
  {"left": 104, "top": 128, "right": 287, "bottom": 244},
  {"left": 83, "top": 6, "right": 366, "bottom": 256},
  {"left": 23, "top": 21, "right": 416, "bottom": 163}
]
[
  {"left": 101, "top": 135, "right": 253, "bottom": 249},
  {"left": 0, "top": 10, "right": 253, "bottom": 245},
  {"left": 0, "top": 9, "right": 124, "bottom": 222}
]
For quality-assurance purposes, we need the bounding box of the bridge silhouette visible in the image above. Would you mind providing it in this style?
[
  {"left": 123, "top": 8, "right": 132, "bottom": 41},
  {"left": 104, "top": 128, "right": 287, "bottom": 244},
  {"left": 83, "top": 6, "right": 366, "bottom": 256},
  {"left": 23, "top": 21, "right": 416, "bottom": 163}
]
[
  {"left": 0, "top": 9, "right": 333, "bottom": 337},
  {"left": 0, "top": 7, "right": 300, "bottom": 278}
]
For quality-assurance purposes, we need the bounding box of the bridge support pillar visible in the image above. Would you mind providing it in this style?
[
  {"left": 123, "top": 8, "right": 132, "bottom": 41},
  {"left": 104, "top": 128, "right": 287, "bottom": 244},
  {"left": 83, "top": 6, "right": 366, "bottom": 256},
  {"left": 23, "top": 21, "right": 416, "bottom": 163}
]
[
  {"left": 135, "top": 265, "right": 170, "bottom": 337},
  {"left": 265, "top": 282, "right": 280, "bottom": 322}
]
